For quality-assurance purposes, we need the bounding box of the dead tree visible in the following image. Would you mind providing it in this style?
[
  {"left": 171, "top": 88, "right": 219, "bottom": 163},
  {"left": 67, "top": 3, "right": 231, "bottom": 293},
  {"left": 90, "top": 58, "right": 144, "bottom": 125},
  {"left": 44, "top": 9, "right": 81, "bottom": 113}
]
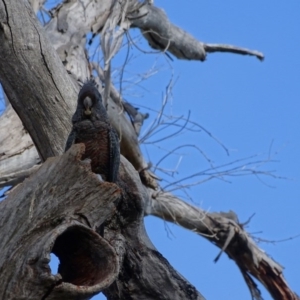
[{"left": 0, "top": 1, "right": 298, "bottom": 299}]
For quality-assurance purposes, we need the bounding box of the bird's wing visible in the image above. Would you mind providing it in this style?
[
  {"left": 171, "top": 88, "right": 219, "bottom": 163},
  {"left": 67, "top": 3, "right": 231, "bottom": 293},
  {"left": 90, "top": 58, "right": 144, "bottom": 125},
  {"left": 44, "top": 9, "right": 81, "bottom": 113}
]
[
  {"left": 108, "top": 127, "right": 120, "bottom": 182},
  {"left": 65, "top": 129, "right": 76, "bottom": 152}
]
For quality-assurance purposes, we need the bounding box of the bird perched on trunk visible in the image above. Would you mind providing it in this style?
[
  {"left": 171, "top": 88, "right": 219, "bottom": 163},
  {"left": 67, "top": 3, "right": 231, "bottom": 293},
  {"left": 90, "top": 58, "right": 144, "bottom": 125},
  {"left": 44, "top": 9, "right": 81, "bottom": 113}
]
[{"left": 65, "top": 80, "right": 120, "bottom": 183}]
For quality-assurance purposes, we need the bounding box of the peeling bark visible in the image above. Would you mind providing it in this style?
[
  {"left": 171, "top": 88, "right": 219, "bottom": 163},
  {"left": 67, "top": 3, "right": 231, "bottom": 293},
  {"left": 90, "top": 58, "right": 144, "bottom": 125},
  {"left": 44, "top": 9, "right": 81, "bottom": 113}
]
[{"left": 45, "top": 0, "right": 113, "bottom": 82}]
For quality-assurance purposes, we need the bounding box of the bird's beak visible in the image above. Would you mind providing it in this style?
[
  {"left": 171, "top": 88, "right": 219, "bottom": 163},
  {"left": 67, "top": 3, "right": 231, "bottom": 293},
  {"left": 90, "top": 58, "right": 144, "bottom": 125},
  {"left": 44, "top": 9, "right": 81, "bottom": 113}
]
[
  {"left": 83, "top": 97, "right": 92, "bottom": 116},
  {"left": 84, "top": 108, "right": 91, "bottom": 116}
]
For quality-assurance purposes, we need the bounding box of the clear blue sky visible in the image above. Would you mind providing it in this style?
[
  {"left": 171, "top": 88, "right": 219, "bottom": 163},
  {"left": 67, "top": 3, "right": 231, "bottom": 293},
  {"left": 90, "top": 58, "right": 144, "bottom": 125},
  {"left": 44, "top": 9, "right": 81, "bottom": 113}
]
[
  {"left": 150, "top": 1, "right": 300, "bottom": 299},
  {"left": 1, "top": 1, "right": 300, "bottom": 299}
]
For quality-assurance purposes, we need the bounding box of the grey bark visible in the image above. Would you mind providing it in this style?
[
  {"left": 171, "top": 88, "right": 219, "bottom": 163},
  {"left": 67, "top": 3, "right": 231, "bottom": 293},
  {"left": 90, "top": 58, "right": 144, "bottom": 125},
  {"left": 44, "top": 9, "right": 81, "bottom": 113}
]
[
  {"left": 0, "top": 144, "right": 120, "bottom": 300},
  {"left": 146, "top": 191, "right": 298, "bottom": 300},
  {"left": 0, "top": 0, "right": 77, "bottom": 160},
  {"left": 103, "top": 156, "right": 205, "bottom": 300},
  {"left": 0, "top": 0, "right": 298, "bottom": 299},
  {"left": 0, "top": 0, "right": 264, "bottom": 185},
  {"left": 0, "top": 144, "right": 205, "bottom": 300},
  {"left": 0, "top": 104, "right": 40, "bottom": 188},
  {"left": 130, "top": 4, "right": 264, "bottom": 61},
  {"left": 29, "top": 0, "right": 45, "bottom": 14},
  {"left": 0, "top": 0, "right": 153, "bottom": 188}
]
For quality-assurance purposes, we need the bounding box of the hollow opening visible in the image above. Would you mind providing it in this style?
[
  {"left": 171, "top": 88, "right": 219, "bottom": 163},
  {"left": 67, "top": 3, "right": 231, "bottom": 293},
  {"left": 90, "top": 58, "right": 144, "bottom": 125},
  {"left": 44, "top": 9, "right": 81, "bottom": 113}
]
[
  {"left": 0, "top": 186, "right": 11, "bottom": 201},
  {"left": 49, "top": 253, "right": 59, "bottom": 274},
  {"left": 51, "top": 225, "right": 115, "bottom": 286}
]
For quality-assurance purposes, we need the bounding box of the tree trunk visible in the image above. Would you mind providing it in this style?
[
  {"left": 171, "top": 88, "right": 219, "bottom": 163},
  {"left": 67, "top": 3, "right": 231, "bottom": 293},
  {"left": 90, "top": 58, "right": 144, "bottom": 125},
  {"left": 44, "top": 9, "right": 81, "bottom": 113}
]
[{"left": 0, "top": 144, "right": 120, "bottom": 299}]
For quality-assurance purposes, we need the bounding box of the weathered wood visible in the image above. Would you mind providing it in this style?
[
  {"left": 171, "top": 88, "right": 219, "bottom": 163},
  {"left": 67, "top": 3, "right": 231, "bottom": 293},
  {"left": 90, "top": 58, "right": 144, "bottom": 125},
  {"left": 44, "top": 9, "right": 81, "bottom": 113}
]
[
  {"left": 0, "top": 144, "right": 121, "bottom": 299},
  {"left": 103, "top": 157, "right": 205, "bottom": 300},
  {"left": 29, "top": 0, "right": 45, "bottom": 14},
  {"left": 0, "top": 144, "right": 205, "bottom": 299},
  {"left": 45, "top": 0, "right": 113, "bottom": 82},
  {"left": 0, "top": 0, "right": 154, "bottom": 188},
  {"left": 130, "top": 4, "right": 263, "bottom": 61},
  {"left": 146, "top": 191, "right": 299, "bottom": 300},
  {"left": 0, "top": 0, "right": 264, "bottom": 186},
  {"left": 0, "top": 105, "right": 40, "bottom": 188},
  {"left": 0, "top": 0, "right": 77, "bottom": 160}
]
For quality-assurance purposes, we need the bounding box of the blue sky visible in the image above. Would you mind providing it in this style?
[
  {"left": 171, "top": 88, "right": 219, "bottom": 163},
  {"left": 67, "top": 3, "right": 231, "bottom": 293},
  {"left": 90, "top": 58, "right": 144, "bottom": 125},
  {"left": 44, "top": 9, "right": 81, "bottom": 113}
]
[
  {"left": 150, "top": 1, "right": 300, "bottom": 299},
  {"left": 108, "top": 1, "right": 300, "bottom": 299},
  {"left": 1, "top": 1, "right": 300, "bottom": 299}
]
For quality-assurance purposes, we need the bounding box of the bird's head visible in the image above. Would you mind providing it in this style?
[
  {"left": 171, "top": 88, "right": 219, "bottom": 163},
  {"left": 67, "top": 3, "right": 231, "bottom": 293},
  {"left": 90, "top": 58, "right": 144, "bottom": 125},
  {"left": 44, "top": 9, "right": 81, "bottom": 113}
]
[{"left": 72, "top": 80, "right": 108, "bottom": 123}]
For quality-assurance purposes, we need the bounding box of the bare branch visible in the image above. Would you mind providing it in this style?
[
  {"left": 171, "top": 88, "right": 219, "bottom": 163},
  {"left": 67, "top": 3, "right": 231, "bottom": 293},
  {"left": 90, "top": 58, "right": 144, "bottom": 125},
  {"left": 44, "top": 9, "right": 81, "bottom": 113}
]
[
  {"left": 162, "top": 152, "right": 284, "bottom": 192},
  {"left": 129, "top": 4, "right": 264, "bottom": 61},
  {"left": 146, "top": 191, "right": 299, "bottom": 300},
  {"left": 253, "top": 234, "right": 300, "bottom": 245},
  {"left": 0, "top": 0, "right": 78, "bottom": 159},
  {"left": 123, "top": 102, "right": 149, "bottom": 136},
  {"left": 137, "top": 76, "right": 230, "bottom": 156},
  {"left": 204, "top": 43, "right": 264, "bottom": 61},
  {"left": 153, "top": 144, "right": 214, "bottom": 175},
  {"left": 92, "top": 62, "right": 150, "bottom": 136}
]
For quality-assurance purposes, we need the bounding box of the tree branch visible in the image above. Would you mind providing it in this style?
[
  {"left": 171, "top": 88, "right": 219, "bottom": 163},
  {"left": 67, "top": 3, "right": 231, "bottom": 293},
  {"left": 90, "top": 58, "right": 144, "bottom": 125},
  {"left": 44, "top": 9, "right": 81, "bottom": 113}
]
[
  {"left": 0, "top": 0, "right": 77, "bottom": 159},
  {"left": 0, "top": 105, "right": 40, "bottom": 188},
  {"left": 129, "top": 3, "right": 264, "bottom": 61},
  {"left": 1, "top": 2, "right": 296, "bottom": 299},
  {"left": 0, "top": 0, "right": 155, "bottom": 189},
  {"left": 204, "top": 44, "right": 264, "bottom": 61},
  {"left": 146, "top": 191, "right": 299, "bottom": 300}
]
